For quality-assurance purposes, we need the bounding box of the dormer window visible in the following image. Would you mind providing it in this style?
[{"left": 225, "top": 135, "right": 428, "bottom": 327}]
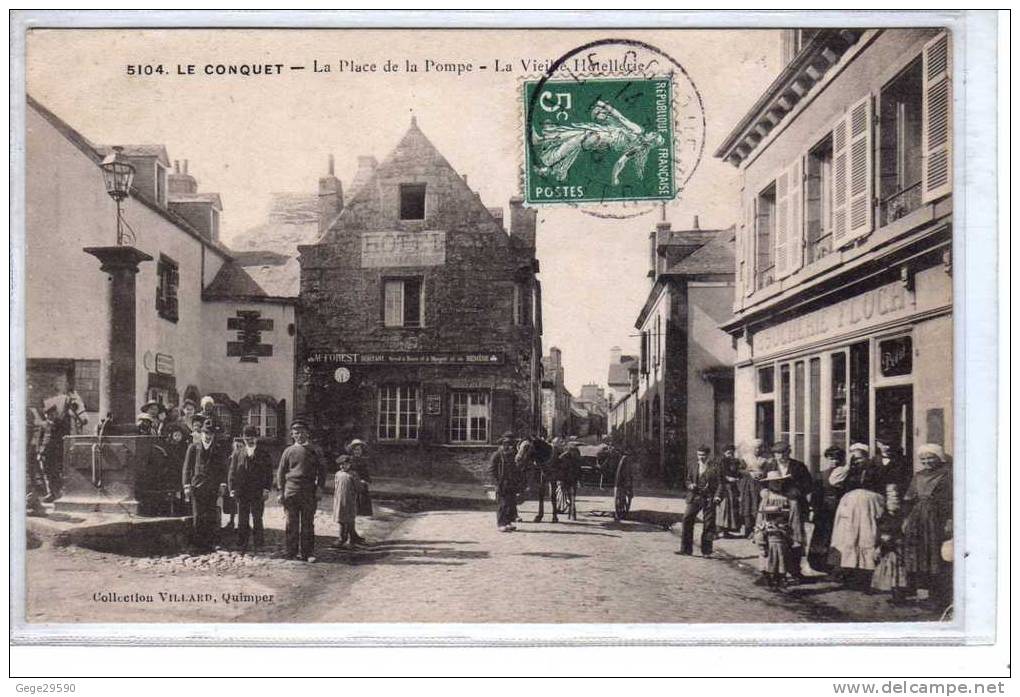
[
  {"left": 155, "top": 162, "right": 167, "bottom": 207},
  {"left": 399, "top": 183, "right": 426, "bottom": 220}
]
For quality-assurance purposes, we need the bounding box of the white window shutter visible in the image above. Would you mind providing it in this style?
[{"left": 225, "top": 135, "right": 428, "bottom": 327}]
[
  {"left": 744, "top": 196, "right": 757, "bottom": 297},
  {"left": 774, "top": 172, "right": 789, "bottom": 279},
  {"left": 384, "top": 280, "right": 403, "bottom": 326},
  {"left": 846, "top": 95, "right": 874, "bottom": 242},
  {"left": 832, "top": 115, "right": 850, "bottom": 247},
  {"left": 734, "top": 211, "right": 745, "bottom": 301},
  {"left": 786, "top": 156, "right": 804, "bottom": 276},
  {"left": 922, "top": 32, "right": 952, "bottom": 203}
]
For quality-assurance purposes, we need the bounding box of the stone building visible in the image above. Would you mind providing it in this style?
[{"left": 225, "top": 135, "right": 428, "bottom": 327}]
[
  {"left": 540, "top": 346, "right": 572, "bottom": 438},
  {"left": 297, "top": 118, "right": 543, "bottom": 481},
  {"left": 24, "top": 96, "right": 297, "bottom": 447},
  {"left": 715, "top": 28, "right": 954, "bottom": 470},
  {"left": 633, "top": 218, "right": 736, "bottom": 487},
  {"left": 606, "top": 347, "right": 639, "bottom": 439}
]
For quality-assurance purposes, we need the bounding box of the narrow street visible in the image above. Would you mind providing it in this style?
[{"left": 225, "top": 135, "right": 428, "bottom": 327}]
[{"left": 27, "top": 490, "right": 940, "bottom": 625}]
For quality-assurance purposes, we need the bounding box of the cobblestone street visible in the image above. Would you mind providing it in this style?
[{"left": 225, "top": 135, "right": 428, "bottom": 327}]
[{"left": 27, "top": 488, "right": 942, "bottom": 625}]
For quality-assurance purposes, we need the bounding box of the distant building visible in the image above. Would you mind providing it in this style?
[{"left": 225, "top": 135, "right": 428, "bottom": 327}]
[
  {"left": 715, "top": 28, "right": 954, "bottom": 469},
  {"left": 633, "top": 217, "right": 736, "bottom": 487},
  {"left": 25, "top": 97, "right": 297, "bottom": 446},
  {"left": 540, "top": 346, "right": 572, "bottom": 438},
  {"left": 606, "top": 346, "right": 639, "bottom": 439},
  {"left": 296, "top": 118, "right": 543, "bottom": 481}
]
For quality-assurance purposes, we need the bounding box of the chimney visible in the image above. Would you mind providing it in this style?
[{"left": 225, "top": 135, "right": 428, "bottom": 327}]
[
  {"left": 318, "top": 154, "right": 344, "bottom": 234},
  {"left": 692, "top": 215, "right": 700, "bottom": 229},
  {"left": 487, "top": 207, "right": 504, "bottom": 228},
  {"left": 350, "top": 155, "right": 378, "bottom": 195},
  {"left": 168, "top": 158, "right": 198, "bottom": 195},
  {"left": 549, "top": 346, "right": 561, "bottom": 366},
  {"left": 508, "top": 196, "right": 537, "bottom": 248},
  {"left": 609, "top": 346, "right": 622, "bottom": 364},
  {"left": 654, "top": 220, "right": 672, "bottom": 278}
]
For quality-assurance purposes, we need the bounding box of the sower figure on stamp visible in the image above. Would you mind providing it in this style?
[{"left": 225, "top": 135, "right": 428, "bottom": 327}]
[
  {"left": 182, "top": 419, "right": 229, "bottom": 554},
  {"left": 228, "top": 425, "right": 273, "bottom": 553},
  {"left": 676, "top": 445, "right": 722, "bottom": 557},
  {"left": 489, "top": 431, "right": 520, "bottom": 532},
  {"left": 277, "top": 418, "right": 326, "bottom": 562}
]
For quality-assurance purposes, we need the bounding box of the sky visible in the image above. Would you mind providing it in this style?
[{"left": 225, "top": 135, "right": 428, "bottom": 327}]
[{"left": 26, "top": 28, "right": 780, "bottom": 395}]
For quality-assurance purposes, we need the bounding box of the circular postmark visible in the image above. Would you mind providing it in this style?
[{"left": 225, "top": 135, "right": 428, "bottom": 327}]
[{"left": 523, "top": 38, "right": 706, "bottom": 219}]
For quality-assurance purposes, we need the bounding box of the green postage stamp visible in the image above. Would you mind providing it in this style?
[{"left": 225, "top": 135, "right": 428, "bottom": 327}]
[{"left": 524, "top": 77, "right": 675, "bottom": 205}]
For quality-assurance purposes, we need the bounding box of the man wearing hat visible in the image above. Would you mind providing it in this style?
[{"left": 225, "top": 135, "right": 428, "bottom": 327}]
[
  {"left": 763, "top": 441, "right": 813, "bottom": 581},
  {"left": 276, "top": 418, "right": 326, "bottom": 561},
  {"left": 554, "top": 438, "right": 583, "bottom": 521},
  {"left": 488, "top": 432, "right": 520, "bottom": 532},
  {"left": 228, "top": 425, "right": 274, "bottom": 552},
  {"left": 676, "top": 445, "right": 723, "bottom": 556},
  {"left": 181, "top": 419, "right": 229, "bottom": 553}
]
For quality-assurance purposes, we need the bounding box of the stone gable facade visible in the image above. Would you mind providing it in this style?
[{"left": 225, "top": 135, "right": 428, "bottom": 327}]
[{"left": 297, "top": 119, "right": 542, "bottom": 482}]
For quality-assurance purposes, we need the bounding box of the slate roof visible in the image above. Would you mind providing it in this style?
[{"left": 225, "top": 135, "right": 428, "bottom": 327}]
[
  {"left": 665, "top": 226, "right": 735, "bottom": 276},
  {"left": 607, "top": 356, "right": 638, "bottom": 386},
  {"left": 169, "top": 192, "right": 223, "bottom": 209},
  {"left": 95, "top": 144, "right": 171, "bottom": 166},
  {"left": 204, "top": 262, "right": 269, "bottom": 299},
  {"left": 241, "top": 256, "right": 301, "bottom": 299}
]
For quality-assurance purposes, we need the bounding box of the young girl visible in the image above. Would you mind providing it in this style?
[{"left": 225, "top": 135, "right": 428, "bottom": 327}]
[
  {"left": 330, "top": 457, "right": 359, "bottom": 549},
  {"left": 754, "top": 471, "right": 802, "bottom": 590}
]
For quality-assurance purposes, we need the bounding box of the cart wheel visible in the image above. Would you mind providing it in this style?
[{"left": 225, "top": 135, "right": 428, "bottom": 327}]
[{"left": 614, "top": 485, "right": 632, "bottom": 520}]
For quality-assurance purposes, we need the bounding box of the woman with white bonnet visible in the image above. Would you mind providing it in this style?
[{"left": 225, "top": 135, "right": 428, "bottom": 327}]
[
  {"left": 901, "top": 443, "right": 954, "bottom": 608},
  {"left": 827, "top": 443, "right": 885, "bottom": 587}
]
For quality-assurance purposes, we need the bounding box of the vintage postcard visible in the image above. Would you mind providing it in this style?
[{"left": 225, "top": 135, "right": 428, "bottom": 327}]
[{"left": 9, "top": 12, "right": 999, "bottom": 646}]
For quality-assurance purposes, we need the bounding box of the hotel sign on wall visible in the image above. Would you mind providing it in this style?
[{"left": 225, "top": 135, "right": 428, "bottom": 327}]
[
  {"left": 307, "top": 351, "right": 503, "bottom": 366},
  {"left": 361, "top": 230, "right": 446, "bottom": 268},
  {"left": 754, "top": 282, "right": 930, "bottom": 357}
]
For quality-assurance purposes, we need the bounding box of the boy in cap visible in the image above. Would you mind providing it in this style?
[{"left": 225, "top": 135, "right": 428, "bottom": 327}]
[
  {"left": 489, "top": 432, "right": 520, "bottom": 532},
  {"left": 277, "top": 418, "right": 326, "bottom": 561},
  {"left": 676, "top": 445, "right": 722, "bottom": 556},
  {"left": 181, "top": 419, "right": 229, "bottom": 553},
  {"left": 228, "top": 425, "right": 274, "bottom": 552},
  {"left": 763, "top": 441, "right": 812, "bottom": 581}
]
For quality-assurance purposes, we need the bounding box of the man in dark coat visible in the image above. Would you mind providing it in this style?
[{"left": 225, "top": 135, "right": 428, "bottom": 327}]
[
  {"left": 763, "top": 441, "right": 813, "bottom": 580},
  {"left": 276, "top": 418, "right": 326, "bottom": 561},
  {"left": 181, "top": 419, "right": 229, "bottom": 553},
  {"left": 489, "top": 432, "right": 520, "bottom": 532},
  {"left": 676, "top": 445, "right": 723, "bottom": 557},
  {"left": 228, "top": 425, "right": 274, "bottom": 552},
  {"left": 37, "top": 405, "right": 64, "bottom": 502},
  {"left": 554, "top": 439, "right": 583, "bottom": 521}
]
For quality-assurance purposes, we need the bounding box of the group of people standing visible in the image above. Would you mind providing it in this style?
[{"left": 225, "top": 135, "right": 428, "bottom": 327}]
[
  {"left": 488, "top": 432, "right": 623, "bottom": 532},
  {"left": 677, "top": 438, "right": 954, "bottom": 607},
  {"left": 176, "top": 404, "right": 373, "bottom": 562}
]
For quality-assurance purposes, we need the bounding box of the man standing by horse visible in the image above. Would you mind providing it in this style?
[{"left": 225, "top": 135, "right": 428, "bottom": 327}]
[{"left": 489, "top": 431, "right": 521, "bottom": 532}]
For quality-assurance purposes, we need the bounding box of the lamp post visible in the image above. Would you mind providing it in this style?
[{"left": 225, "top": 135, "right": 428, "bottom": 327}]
[
  {"left": 84, "top": 145, "right": 152, "bottom": 432},
  {"left": 99, "top": 145, "right": 135, "bottom": 245}
]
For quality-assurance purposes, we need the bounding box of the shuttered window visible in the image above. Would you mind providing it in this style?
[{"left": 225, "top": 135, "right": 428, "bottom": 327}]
[
  {"left": 755, "top": 183, "right": 776, "bottom": 289},
  {"left": 921, "top": 32, "right": 952, "bottom": 202},
  {"left": 846, "top": 95, "right": 874, "bottom": 241},
  {"left": 879, "top": 58, "right": 924, "bottom": 224},
  {"left": 383, "top": 278, "right": 423, "bottom": 327},
  {"left": 805, "top": 134, "right": 835, "bottom": 263},
  {"left": 741, "top": 196, "right": 756, "bottom": 297}
]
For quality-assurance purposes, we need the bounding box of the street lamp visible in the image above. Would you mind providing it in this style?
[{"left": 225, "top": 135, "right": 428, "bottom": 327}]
[{"left": 100, "top": 146, "right": 135, "bottom": 245}]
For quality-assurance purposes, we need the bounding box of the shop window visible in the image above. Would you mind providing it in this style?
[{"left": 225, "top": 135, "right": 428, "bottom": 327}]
[
  {"left": 849, "top": 342, "right": 870, "bottom": 445},
  {"left": 793, "top": 361, "right": 806, "bottom": 460},
  {"left": 879, "top": 57, "right": 924, "bottom": 225},
  {"left": 244, "top": 397, "right": 280, "bottom": 440},
  {"left": 809, "top": 357, "right": 821, "bottom": 470},
  {"left": 879, "top": 335, "right": 913, "bottom": 377},
  {"left": 450, "top": 391, "right": 490, "bottom": 443},
  {"left": 805, "top": 134, "right": 834, "bottom": 263},
  {"left": 755, "top": 182, "right": 776, "bottom": 289},
  {"left": 757, "top": 365, "right": 775, "bottom": 395},
  {"left": 830, "top": 351, "right": 849, "bottom": 451},
  {"left": 779, "top": 364, "right": 791, "bottom": 445},
  {"left": 755, "top": 401, "right": 775, "bottom": 447},
  {"left": 399, "top": 183, "right": 427, "bottom": 220},
  {"left": 211, "top": 404, "right": 237, "bottom": 437},
  {"left": 383, "top": 278, "right": 423, "bottom": 328},
  {"left": 156, "top": 255, "right": 180, "bottom": 322},
  {"left": 378, "top": 384, "right": 420, "bottom": 440}
]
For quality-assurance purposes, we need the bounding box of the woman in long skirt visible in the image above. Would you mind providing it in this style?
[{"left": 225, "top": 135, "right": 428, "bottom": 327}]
[
  {"left": 807, "top": 446, "right": 846, "bottom": 573},
  {"left": 827, "top": 444, "right": 885, "bottom": 587},
  {"left": 330, "top": 458, "right": 360, "bottom": 549},
  {"left": 716, "top": 445, "right": 742, "bottom": 537},
  {"left": 901, "top": 443, "right": 953, "bottom": 608}
]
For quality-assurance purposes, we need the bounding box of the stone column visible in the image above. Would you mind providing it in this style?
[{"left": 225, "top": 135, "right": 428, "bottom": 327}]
[{"left": 83, "top": 246, "right": 152, "bottom": 434}]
